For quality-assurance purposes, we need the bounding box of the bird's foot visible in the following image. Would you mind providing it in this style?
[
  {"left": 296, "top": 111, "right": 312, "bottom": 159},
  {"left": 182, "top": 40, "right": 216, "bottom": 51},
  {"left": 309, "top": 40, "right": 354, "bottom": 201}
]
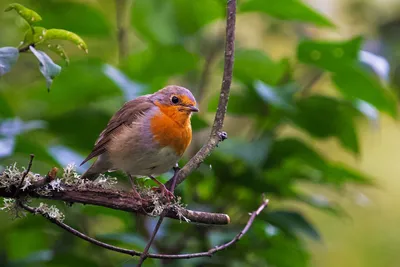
[{"left": 151, "top": 184, "right": 174, "bottom": 201}]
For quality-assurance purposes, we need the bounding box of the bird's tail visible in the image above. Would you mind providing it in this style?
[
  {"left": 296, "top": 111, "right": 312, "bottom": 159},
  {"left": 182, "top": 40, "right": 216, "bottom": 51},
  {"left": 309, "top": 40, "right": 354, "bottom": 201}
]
[
  {"left": 80, "top": 167, "right": 100, "bottom": 180},
  {"left": 80, "top": 156, "right": 110, "bottom": 180}
]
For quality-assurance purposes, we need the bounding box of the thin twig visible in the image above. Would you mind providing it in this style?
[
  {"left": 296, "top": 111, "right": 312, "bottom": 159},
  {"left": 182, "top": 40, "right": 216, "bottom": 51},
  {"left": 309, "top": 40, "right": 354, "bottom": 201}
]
[
  {"left": 300, "top": 69, "right": 324, "bottom": 97},
  {"left": 19, "top": 197, "right": 269, "bottom": 260},
  {"left": 196, "top": 39, "right": 224, "bottom": 102},
  {"left": 165, "top": 0, "right": 237, "bottom": 190},
  {"left": 13, "top": 154, "right": 34, "bottom": 197},
  {"left": 115, "top": 0, "right": 133, "bottom": 62},
  {"left": 137, "top": 167, "right": 180, "bottom": 266}
]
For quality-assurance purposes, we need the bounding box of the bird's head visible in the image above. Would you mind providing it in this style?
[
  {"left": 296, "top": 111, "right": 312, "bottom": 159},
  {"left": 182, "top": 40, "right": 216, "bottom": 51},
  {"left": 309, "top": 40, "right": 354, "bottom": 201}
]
[{"left": 151, "top": 85, "right": 199, "bottom": 124}]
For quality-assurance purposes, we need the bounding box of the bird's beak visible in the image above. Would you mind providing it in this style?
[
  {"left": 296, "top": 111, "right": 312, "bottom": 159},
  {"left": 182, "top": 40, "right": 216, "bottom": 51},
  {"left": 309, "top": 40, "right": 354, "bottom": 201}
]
[{"left": 188, "top": 105, "right": 199, "bottom": 112}]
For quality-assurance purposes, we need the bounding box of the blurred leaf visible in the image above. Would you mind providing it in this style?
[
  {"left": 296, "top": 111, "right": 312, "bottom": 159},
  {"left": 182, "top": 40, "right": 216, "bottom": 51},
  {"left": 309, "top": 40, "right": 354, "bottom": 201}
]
[
  {"left": 102, "top": 64, "right": 145, "bottom": 101},
  {"left": 0, "top": 137, "right": 15, "bottom": 158},
  {"left": 191, "top": 115, "right": 209, "bottom": 131},
  {"left": 297, "top": 193, "right": 345, "bottom": 216},
  {"left": 297, "top": 36, "right": 363, "bottom": 72},
  {"left": 254, "top": 81, "right": 297, "bottom": 110},
  {"left": 12, "top": 59, "right": 120, "bottom": 117},
  {"left": 6, "top": 230, "right": 49, "bottom": 260},
  {"left": 217, "top": 136, "right": 271, "bottom": 168},
  {"left": 27, "top": 1, "right": 111, "bottom": 36},
  {"left": 98, "top": 233, "right": 148, "bottom": 250},
  {"left": 240, "top": 0, "right": 334, "bottom": 27},
  {"left": 0, "top": 117, "right": 46, "bottom": 158},
  {"left": 359, "top": 50, "right": 390, "bottom": 81},
  {"left": 332, "top": 65, "right": 398, "bottom": 118},
  {"left": 263, "top": 210, "right": 320, "bottom": 240},
  {"left": 9, "top": 250, "right": 53, "bottom": 265},
  {"left": 353, "top": 100, "right": 379, "bottom": 128},
  {"left": 0, "top": 117, "right": 46, "bottom": 137},
  {"left": 132, "top": 0, "right": 224, "bottom": 45},
  {"left": 13, "top": 134, "right": 58, "bottom": 166},
  {"left": 265, "top": 232, "right": 310, "bottom": 267},
  {"left": 298, "top": 37, "right": 397, "bottom": 117},
  {"left": 48, "top": 145, "right": 85, "bottom": 172},
  {"left": 289, "top": 96, "right": 359, "bottom": 154},
  {"left": 46, "top": 108, "right": 110, "bottom": 152},
  {"left": 0, "top": 47, "right": 19, "bottom": 77},
  {"left": 4, "top": 3, "right": 42, "bottom": 25},
  {"left": 0, "top": 96, "right": 13, "bottom": 118},
  {"left": 266, "top": 138, "right": 373, "bottom": 186},
  {"left": 208, "top": 93, "right": 265, "bottom": 116},
  {"left": 29, "top": 46, "right": 62, "bottom": 91},
  {"left": 122, "top": 45, "right": 199, "bottom": 88},
  {"left": 234, "top": 49, "right": 289, "bottom": 85}
]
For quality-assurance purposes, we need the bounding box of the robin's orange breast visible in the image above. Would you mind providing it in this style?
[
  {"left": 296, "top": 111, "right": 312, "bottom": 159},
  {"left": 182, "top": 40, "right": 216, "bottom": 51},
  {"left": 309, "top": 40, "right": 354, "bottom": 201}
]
[{"left": 150, "top": 105, "right": 192, "bottom": 156}]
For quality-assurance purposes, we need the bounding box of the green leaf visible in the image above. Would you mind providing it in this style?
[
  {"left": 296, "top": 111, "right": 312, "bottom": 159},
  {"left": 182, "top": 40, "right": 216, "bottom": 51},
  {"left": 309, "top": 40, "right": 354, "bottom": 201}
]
[
  {"left": 29, "top": 46, "right": 62, "bottom": 91},
  {"left": 240, "top": 0, "right": 334, "bottom": 27},
  {"left": 332, "top": 65, "right": 398, "bottom": 118},
  {"left": 44, "top": 29, "right": 88, "bottom": 53},
  {"left": 297, "top": 36, "right": 363, "bottom": 72},
  {"left": 44, "top": 43, "right": 69, "bottom": 65},
  {"left": 4, "top": 3, "right": 42, "bottom": 25},
  {"left": 20, "top": 26, "right": 47, "bottom": 47},
  {"left": 21, "top": 27, "right": 88, "bottom": 54},
  {"left": 27, "top": 1, "right": 111, "bottom": 36},
  {"left": 234, "top": 49, "right": 289, "bottom": 85},
  {"left": 264, "top": 210, "right": 320, "bottom": 240},
  {"left": 0, "top": 47, "right": 19, "bottom": 76},
  {"left": 132, "top": 0, "right": 224, "bottom": 45},
  {"left": 289, "top": 96, "right": 359, "bottom": 154}
]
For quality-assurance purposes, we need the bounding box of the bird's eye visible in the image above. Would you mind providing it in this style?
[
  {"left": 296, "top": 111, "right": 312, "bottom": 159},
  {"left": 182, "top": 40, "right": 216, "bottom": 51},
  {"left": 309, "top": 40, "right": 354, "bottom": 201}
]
[{"left": 171, "top": 96, "right": 180, "bottom": 104}]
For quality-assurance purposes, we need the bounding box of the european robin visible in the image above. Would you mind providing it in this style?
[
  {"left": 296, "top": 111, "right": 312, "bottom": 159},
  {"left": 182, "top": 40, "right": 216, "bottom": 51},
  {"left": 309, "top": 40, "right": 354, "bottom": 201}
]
[{"left": 80, "top": 85, "right": 199, "bottom": 199}]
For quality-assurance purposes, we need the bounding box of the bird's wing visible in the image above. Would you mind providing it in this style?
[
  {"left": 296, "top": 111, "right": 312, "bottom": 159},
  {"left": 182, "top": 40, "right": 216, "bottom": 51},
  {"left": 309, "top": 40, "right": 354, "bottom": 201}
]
[{"left": 80, "top": 95, "right": 154, "bottom": 165}]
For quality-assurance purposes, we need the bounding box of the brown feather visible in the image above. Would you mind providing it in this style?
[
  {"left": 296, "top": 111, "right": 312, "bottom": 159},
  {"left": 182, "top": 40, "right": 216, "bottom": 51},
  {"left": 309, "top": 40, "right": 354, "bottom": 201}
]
[{"left": 80, "top": 95, "right": 154, "bottom": 165}]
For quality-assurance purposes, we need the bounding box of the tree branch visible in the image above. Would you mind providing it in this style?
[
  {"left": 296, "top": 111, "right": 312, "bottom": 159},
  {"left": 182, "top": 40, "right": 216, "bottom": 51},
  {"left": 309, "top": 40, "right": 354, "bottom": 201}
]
[
  {"left": 19, "top": 197, "right": 269, "bottom": 260},
  {"left": 0, "top": 176, "right": 230, "bottom": 225},
  {"left": 165, "top": 0, "right": 236, "bottom": 189}
]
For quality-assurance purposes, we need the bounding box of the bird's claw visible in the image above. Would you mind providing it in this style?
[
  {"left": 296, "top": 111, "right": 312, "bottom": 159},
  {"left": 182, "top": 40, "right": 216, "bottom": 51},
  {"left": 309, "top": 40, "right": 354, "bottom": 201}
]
[{"left": 151, "top": 184, "right": 175, "bottom": 201}]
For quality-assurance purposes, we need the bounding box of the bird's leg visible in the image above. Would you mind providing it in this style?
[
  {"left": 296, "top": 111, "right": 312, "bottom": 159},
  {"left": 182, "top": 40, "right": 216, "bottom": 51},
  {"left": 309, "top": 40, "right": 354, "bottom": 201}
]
[
  {"left": 149, "top": 175, "right": 174, "bottom": 200},
  {"left": 128, "top": 174, "right": 143, "bottom": 202}
]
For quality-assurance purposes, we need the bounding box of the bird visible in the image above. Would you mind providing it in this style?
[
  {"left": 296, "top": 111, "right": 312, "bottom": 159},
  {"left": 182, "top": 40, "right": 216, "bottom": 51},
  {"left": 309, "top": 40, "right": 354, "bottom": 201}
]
[{"left": 79, "top": 85, "right": 199, "bottom": 199}]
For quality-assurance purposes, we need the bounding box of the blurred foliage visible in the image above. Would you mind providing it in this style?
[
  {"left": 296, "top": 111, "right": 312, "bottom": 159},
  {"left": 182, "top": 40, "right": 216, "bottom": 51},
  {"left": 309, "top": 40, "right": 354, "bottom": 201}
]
[{"left": 0, "top": 0, "right": 398, "bottom": 267}]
